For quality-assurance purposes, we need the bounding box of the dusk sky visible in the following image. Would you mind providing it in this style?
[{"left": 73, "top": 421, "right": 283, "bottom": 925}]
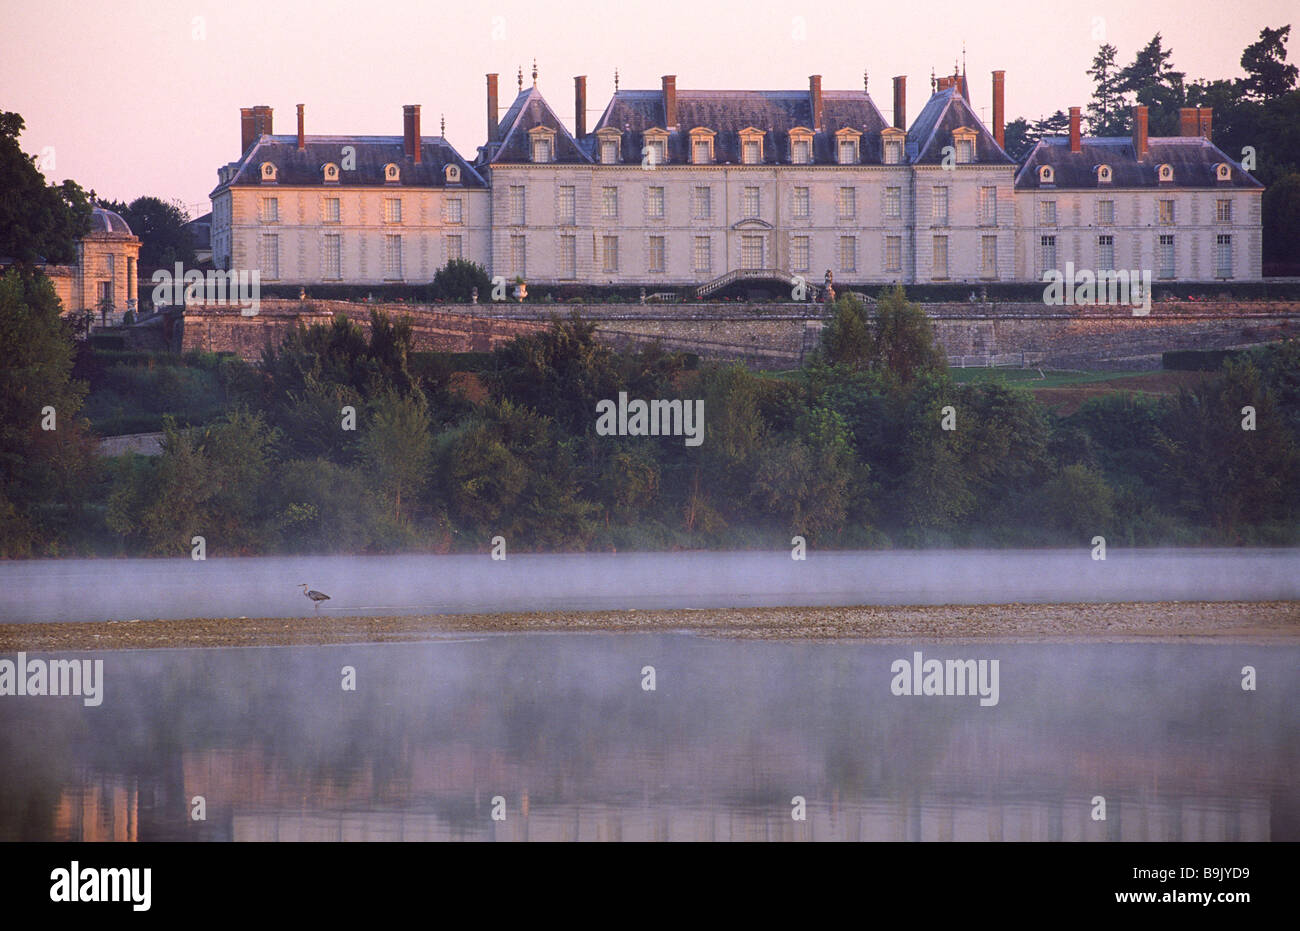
[{"left": 3, "top": 0, "right": 1292, "bottom": 214}]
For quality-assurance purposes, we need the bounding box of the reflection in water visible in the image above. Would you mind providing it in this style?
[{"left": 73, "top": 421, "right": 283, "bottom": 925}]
[{"left": 0, "top": 636, "right": 1295, "bottom": 841}]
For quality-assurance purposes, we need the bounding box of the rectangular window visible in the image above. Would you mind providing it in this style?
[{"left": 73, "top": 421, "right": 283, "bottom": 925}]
[
  {"left": 260, "top": 233, "right": 279, "bottom": 279},
  {"left": 1097, "top": 234, "right": 1114, "bottom": 271},
  {"left": 791, "top": 235, "right": 810, "bottom": 273},
  {"left": 1216, "top": 234, "right": 1232, "bottom": 277},
  {"left": 741, "top": 235, "right": 763, "bottom": 270},
  {"left": 979, "top": 186, "right": 997, "bottom": 226},
  {"left": 1216, "top": 199, "right": 1233, "bottom": 224},
  {"left": 602, "top": 235, "right": 619, "bottom": 273},
  {"left": 838, "top": 139, "right": 857, "bottom": 165},
  {"left": 791, "top": 139, "right": 811, "bottom": 165},
  {"left": 560, "top": 235, "right": 577, "bottom": 279},
  {"left": 558, "top": 186, "right": 576, "bottom": 225},
  {"left": 840, "top": 236, "right": 857, "bottom": 273},
  {"left": 884, "top": 139, "right": 903, "bottom": 165},
  {"left": 1158, "top": 234, "right": 1175, "bottom": 278},
  {"left": 932, "top": 235, "right": 948, "bottom": 278},
  {"left": 445, "top": 198, "right": 463, "bottom": 225},
  {"left": 885, "top": 235, "right": 902, "bottom": 273},
  {"left": 1040, "top": 234, "right": 1057, "bottom": 273},
  {"left": 323, "top": 197, "right": 340, "bottom": 223},
  {"left": 647, "top": 186, "right": 665, "bottom": 219},
  {"left": 511, "top": 234, "right": 526, "bottom": 277},
  {"left": 646, "top": 139, "right": 666, "bottom": 167},
  {"left": 742, "top": 186, "right": 760, "bottom": 218},
  {"left": 648, "top": 236, "right": 665, "bottom": 273},
  {"left": 1158, "top": 200, "right": 1175, "bottom": 225},
  {"left": 510, "top": 186, "right": 525, "bottom": 225},
  {"left": 384, "top": 234, "right": 403, "bottom": 279},
  {"left": 1098, "top": 200, "right": 1115, "bottom": 225},
  {"left": 1040, "top": 200, "right": 1056, "bottom": 226},
  {"left": 693, "top": 236, "right": 711, "bottom": 274},
  {"left": 323, "top": 234, "right": 341, "bottom": 279},
  {"left": 261, "top": 197, "right": 279, "bottom": 223},
  {"left": 838, "top": 187, "right": 856, "bottom": 220},
  {"left": 693, "top": 139, "right": 710, "bottom": 164},
  {"left": 793, "top": 187, "right": 810, "bottom": 219},
  {"left": 932, "top": 187, "right": 948, "bottom": 225},
  {"left": 884, "top": 186, "right": 901, "bottom": 219},
  {"left": 602, "top": 186, "right": 619, "bottom": 219},
  {"left": 602, "top": 140, "right": 619, "bottom": 164},
  {"left": 692, "top": 186, "right": 711, "bottom": 220},
  {"left": 385, "top": 198, "right": 402, "bottom": 224},
  {"left": 445, "top": 235, "right": 463, "bottom": 262},
  {"left": 982, "top": 235, "right": 997, "bottom": 278},
  {"left": 742, "top": 139, "right": 761, "bottom": 165},
  {"left": 533, "top": 137, "right": 552, "bottom": 163},
  {"left": 957, "top": 139, "right": 974, "bottom": 163}
]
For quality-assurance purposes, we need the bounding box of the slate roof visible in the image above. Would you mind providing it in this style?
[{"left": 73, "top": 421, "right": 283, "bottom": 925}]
[
  {"left": 906, "top": 87, "right": 1014, "bottom": 166},
  {"left": 89, "top": 207, "right": 134, "bottom": 236},
  {"left": 184, "top": 212, "right": 212, "bottom": 249},
  {"left": 217, "top": 135, "right": 487, "bottom": 192},
  {"left": 1015, "top": 136, "right": 1263, "bottom": 189},
  {"left": 486, "top": 87, "right": 590, "bottom": 164},
  {"left": 588, "top": 88, "right": 892, "bottom": 164}
]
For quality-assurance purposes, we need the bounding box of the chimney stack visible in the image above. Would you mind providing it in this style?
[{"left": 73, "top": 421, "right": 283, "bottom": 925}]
[
  {"left": 1132, "top": 105, "right": 1148, "bottom": 159},
  {"left": 574, "top": 75, "right": 587, "bottom": 137},
  {"left": 1197, "top": 107, "right": 1213, "bottom": 140},
  {"left": 240, "top": 107, "right": 255, "bottom": 153},
  {"left": 893, "top": 76, "right": 906, "bottom": 130},
  {"left": 809, "top": 75, "right": 824, "bottom": 131},
  {"left": 403, "top": 105, "right": 422, "bottom": 163},
  {"left": 297, "top": 104, "right": 305, "bottom": 151},
  {"left": 1069, "top": 106, "right": 1081, "bottom": 153},
  {"left": 992, "top": 71, "right": 1005, "bottom": 149},
  {"left": 486, "top": 73, "right": 500, "bottom": 144},
  {"left": 662, "top": 75, "right": 677, "bottom": 129},
  {"left": 252, "top": 105, "right": 273, "bottom": 141},
  {"left": 1179, "top": 107, "right": 1199, "bottom": 137}
]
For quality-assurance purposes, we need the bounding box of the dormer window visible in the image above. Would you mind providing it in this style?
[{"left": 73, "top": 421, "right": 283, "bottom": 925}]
[
  {"left": 952, "top": 127, "right": 977, "bottom": 164},
  {"left": 322, "top": 162, "right": 339, "bottom": 184},
  {"left": 528, "top": 125, "right": 557, "bottom": 163},
  {"left": 689, "top": 128, "right": 716, "bottom": 165},
  {"left": 788, "top": 127, "right": 813, "bottom": 165},
  {"left": 1158, "top": 163, "right": 1174, "bottom": 183},
  {"left": 1096, "top": 164, "right": 1112, "bottom": 184},
  {"left": 1038, "top": 165, "right": 1055, "bottom": 185},
  {"left": 1214, "top": 162, "right": 1231, "bottom": 182},
  {"left": 882, "top": 128, "right": 906, "bottom": 165},
  {"left": 445, "top": 164, "right": 461, "bottom": 184},
  {"left": 260, "top": 162, "right": 277, "bottom": 183},
  {"left": 384, "top": 163, "right": 400, "bottom": 183},
  {"left": 739, "top": 127, "right": 764, "bottom": 165},
  {"left": 643, "top": 128, "right": 669, "bottom": 167},
  {"left": 596, "top": 127, "right": 622, "bottom": 165},
  {"left": 835, "top": 128, "right": 862, "bottom": 165}
]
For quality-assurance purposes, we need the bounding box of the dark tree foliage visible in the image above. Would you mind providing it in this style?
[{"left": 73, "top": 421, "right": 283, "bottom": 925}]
[
  {"left": 98, "top": 196, "right": 196, "bottom": 268},
  {"left": 0, "top": 111, "right": 93, "bottom": 265},
  {"left": 432, "top": 259, "right": 491, "bottom": 301}
]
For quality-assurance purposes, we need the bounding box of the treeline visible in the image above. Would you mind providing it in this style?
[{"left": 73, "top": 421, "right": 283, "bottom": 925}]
[{"left": 3, "top": 268, "right": 1297, "bottom": 557}]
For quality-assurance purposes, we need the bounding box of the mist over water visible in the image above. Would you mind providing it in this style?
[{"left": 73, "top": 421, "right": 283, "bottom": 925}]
[
  {"left": 1, "top": 548, "right": 1298, "bottom": 624},
  {"left": 1, "top": 638, "right": 1294, "bottom": 841}
]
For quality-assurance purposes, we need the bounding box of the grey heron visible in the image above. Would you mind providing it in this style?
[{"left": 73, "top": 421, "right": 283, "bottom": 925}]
[{"left": 299, "top": 583, "right": 331, "bottom": 614}]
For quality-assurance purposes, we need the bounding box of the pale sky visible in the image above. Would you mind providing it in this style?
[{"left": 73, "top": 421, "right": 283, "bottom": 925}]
[{"left": 2, "top": 0, "right": 1293, "bottom": 215}]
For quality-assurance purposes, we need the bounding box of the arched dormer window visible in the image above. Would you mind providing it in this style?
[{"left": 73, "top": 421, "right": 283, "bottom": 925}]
[
  {"left": 642, "top": 128, "right": 669, "bottom": 167},
  {"left": 260, "top": 162, "right": 277, "bottom": 182},
  {"left": 788, "top": 126, "right": 814, "bottom": 165},
  {"left": 445, "top": 163, "right": 461, "bottom": 184},
  {"left": 835, "top": 128, "right": 863, "bottom": 165},
  {"left": 1096, "top": 164, "right": 1112, "bottom": 183},
  {"left": 1214, "top": 162, "right": 1231, "bottom": 182},
  {"left": 951, "top": 127, "right": 977, "bottom": 164},
  {"left": 322, "top": 162, "right": 339, "bottom": 184},
  {"left": 595, "top": 127, "right": 622, "bottom": 165},
  {"left": 384, "top": 163, "right": 401, "bottom": 183},
  {"left": 688, "top": 127, "right": 716, "bottom": 165},
  {"left": 1038, "top": 164, "right": 1054, "bottom": 185},
  {"left": 1157, "top": 163, "right": 1174, "bottom": 183},
  {"left": 881, "top": 127, "right": 906, "bottom": 165},
  {"left": 738, "top": 127, "right": 765, "bottom": 165},
  {"left": 528, "top": 125, "right": 556, "bottom": 163}
]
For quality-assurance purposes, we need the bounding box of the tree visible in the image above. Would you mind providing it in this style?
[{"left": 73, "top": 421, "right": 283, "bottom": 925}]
[
  {"left": 433, "top": 258, "right": 491, "bottom": 302},
  {"left": 869, "top": 285, "right": 947, "bottom": 385},
  {"left": 0, "top": 111, "right": 93, "bottom": 265},
  {"left": 1086, "top": 44, "right": 1128, "bottom": 135},
  {"left": 1117, "top": 34, "right": 1186, "bottom": 135},
  {"left": 819, "top": 293, "right": 872, "bottom": 369},
  {"left": 1001, "top": 117, "right": 1035, "bottom": 163},
  {"left": 1262, "top": 172, "right": 1300, "bottom": 272},
  {"left": 1241, "top": 25, "right": 1299, "bottom": 101},
  {"left": 99, "top": 196, "right": 195, "bottom": 268},
  {"left": 359, "top": 391, "right": 433, "bottom": 525}
]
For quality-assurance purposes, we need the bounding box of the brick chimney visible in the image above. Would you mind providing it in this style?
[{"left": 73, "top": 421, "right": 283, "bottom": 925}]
[
  {"left": 240, "top": 107, "right": 255, "bottom": 153},
  {"left": 1132, "top": 105, "right": 1148, "bottom": 159},
  {"left": 486, "top": 73, "right": 500, "bottom": 144},
  {"left": 1069, "top": 106, "right": 1081, "bottom": 153},
  {"left": 403, "top": 105, "right": 421, "bottom": 163},
  {"left": 662, "top": 75, "right": 677, "bottom": 129},
  {"left": 1179, "top": 107, "right": 1198, "bottom": 137},
  {"left": 1197, "top": 107, "right": 1213, "bottom": 140},
  {"left": 892, "top": 76, "right": 906, "bottom": 130},
  {"left": 574, "top": 75, "right": 587, "bottom": 137},
  {"left": 992, "top": 71, "right": 1005, "bottom": 149},
  {"left": 296, "top": 104, "right": 305, "bottom": 151},
  {"left": 252, "top": 105, "right": 273, "bottom": 140},
  {"left": 809, "top": 75, "right": 824, "bottom": 131}
]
